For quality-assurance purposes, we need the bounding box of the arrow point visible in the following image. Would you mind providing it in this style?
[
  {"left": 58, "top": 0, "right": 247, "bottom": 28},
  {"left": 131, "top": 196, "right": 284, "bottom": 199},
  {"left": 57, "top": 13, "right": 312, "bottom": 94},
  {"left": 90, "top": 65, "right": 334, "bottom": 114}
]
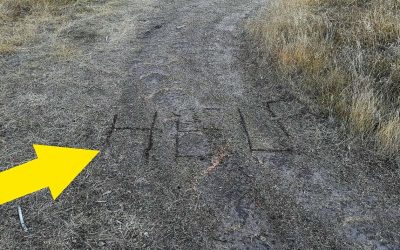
[{"left": 33, "top": 145, "right": 99, "bottom": 200}]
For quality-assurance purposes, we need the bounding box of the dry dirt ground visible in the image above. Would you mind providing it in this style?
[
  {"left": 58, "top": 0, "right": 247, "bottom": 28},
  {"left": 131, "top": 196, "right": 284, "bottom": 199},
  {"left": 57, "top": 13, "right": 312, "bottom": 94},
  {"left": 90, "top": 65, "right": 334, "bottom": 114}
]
[{"left": 0, "top": 0, "right": 400, "bottom": 249}]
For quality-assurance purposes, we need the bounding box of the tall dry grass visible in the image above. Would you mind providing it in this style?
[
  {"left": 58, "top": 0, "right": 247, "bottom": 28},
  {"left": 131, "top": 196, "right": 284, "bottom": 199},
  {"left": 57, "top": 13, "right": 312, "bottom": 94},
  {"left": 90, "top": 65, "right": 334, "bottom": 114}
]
[{"left": 250, "top": 0, "right": 400, "bottom": 155}]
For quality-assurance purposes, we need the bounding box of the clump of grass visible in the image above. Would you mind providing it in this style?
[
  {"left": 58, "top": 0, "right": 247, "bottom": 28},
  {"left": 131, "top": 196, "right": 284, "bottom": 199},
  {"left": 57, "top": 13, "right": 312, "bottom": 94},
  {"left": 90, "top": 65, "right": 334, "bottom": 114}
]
[
  {"left": 350, "top": 86, "right": 379, "bottom": 135},
  {"left": 0, "top": 0, "right": 77, "bottom": 18},
  {"left": 0, "top": 0, "right": 82, "bottom": 54},
  {"left": 250, "top": 0, "right": 400, "bottom": 155},
  {"left": 378, "top": 114, "right": 400, "bottom": 153}
]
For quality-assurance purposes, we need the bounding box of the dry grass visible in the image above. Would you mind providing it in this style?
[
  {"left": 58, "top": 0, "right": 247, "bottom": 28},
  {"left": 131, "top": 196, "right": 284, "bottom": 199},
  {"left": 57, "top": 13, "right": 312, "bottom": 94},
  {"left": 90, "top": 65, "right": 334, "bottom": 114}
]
[
  {"left": 250, "top": 0, "right": 400, "bottom": 155},
  {"left": 0, "top": 0, "right": 90, "bottom": 54},
  {"left": 0, "top": 0, "right": 158, "bottom": 247}
]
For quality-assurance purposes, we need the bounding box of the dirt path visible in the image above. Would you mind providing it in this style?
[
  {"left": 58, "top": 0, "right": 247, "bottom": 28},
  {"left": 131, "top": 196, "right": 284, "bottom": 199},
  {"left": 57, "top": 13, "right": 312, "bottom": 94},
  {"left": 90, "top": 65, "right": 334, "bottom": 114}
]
[{"left": 0, "top": 0, "right": 399, "bottom": 249}]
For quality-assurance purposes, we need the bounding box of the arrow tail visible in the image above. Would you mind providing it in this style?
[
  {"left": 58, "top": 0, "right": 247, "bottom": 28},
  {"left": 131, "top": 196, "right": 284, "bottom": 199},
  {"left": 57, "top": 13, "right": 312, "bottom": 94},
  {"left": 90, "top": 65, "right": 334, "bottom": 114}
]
[
  {"left": 0, "top": 145, "right": 99, "bottom": 205},
  {"left": 0, "top": 159, "right": 47, "bottom": 205}
]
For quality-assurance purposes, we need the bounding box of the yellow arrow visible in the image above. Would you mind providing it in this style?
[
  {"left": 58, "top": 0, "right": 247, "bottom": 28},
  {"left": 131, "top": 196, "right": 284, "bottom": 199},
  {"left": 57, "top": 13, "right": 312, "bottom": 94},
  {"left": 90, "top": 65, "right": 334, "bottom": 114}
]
[{"left": 0, "top": 145, "right": 99, "bottom": 205}]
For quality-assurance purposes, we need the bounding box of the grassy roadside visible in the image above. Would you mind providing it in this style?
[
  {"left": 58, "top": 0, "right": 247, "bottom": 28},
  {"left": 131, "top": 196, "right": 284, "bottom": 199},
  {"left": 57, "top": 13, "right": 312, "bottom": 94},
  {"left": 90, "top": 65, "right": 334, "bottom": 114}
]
[
  {"left": 0, "top": 0, "right": 93, "bottom": 54},
  {"left": 0, "top": 0, "right": 152, "bottom": 247},
  {"left": 249, "top": 0, "right": 400, "bottom": 156}
]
